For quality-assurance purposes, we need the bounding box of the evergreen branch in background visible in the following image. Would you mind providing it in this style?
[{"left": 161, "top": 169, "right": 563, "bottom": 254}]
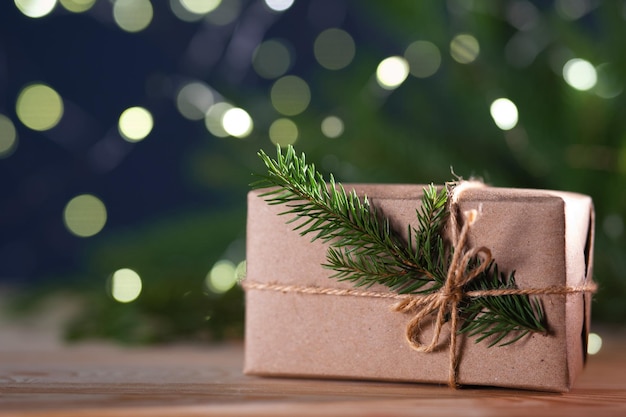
[{"left": 254, "top": 145, "right": 547, "bottom": 347}]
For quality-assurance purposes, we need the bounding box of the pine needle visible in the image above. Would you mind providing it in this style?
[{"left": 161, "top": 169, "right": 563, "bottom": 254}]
[{"left": 253, "top": 145, "right": 547, "bottom": 347}]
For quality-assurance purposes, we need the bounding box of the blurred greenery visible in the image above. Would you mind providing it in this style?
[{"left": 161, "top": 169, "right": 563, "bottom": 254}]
[{"left": 8, "top": 0, "right": 626, "bottom": 342}]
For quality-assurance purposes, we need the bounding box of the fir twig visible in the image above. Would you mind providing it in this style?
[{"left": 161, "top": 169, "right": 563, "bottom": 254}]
[
  {"left": 253, "top": 145, "right": 547, "bottom": 347},
  {"left": 253, "top": 145, "right": 439, "bottom": 293}
]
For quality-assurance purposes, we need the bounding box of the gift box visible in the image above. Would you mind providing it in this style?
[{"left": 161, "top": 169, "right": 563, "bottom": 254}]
[{"left": 243, "top": 183, "right": 595, "bottom": 392}]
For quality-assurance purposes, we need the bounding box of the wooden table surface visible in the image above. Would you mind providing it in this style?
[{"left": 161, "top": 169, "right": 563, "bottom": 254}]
[{"left": 1, "top": 329, "right": 625, "bottom": 417}]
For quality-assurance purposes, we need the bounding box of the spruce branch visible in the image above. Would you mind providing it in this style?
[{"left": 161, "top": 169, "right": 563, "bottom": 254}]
[
  {"left": 253, "top": 145, "right": 547, "bottom": 347},
  {"left": 460, "top": 263, "right": 547, "bottom": 347},
  {"left": 253, "top": 145, "right": 439, "bottom": 293}
]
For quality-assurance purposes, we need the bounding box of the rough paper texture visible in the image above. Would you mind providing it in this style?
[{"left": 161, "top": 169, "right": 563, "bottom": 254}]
[{"left": 244, "top": 185, "right": 594, "bottom": 392}]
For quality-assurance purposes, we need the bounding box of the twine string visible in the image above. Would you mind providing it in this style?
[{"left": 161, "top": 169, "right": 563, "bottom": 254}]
[
  {"left": 393, "top": 209, "right": 491, "bottom": 354},
  {"left": 392, "top": 208, "right": 491, "bottom": 387},
  {"left": 241, "top": 277, "right": 597, "bottom": 388}
]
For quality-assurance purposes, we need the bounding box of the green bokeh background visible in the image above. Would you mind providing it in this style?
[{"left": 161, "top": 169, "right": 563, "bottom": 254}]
[{"left": 7, "top": 0, "right": 626, "bottom": 343}]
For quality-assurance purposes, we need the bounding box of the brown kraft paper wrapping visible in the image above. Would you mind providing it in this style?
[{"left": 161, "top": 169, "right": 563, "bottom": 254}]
[{"left": 243, "top": 184, "right": 595, "bottom": 392}]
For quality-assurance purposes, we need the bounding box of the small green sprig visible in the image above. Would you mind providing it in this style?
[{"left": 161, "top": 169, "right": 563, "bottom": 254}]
[
  {"left": 253, "top": 145, "right": 547, "bottom": 347},
  {"left": 460, "top": 263, "right": 546, "bottom": 347}
]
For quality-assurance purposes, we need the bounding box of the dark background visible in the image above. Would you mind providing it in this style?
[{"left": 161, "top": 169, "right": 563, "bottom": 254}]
[{"left": 1, "top": 0, "right": 624, "bottom": 343}]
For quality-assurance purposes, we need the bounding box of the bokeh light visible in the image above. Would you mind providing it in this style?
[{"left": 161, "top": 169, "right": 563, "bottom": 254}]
[
  {"left": 59, "top": 0, "right": 95, "bottom": 13},
  {"left": 264, "top": 0, "right": 294, "bottom": 12},
  {"left": 205, "top": 102, "right": 233, "bottom": 137},
  {"left": 180, "top": 0, "right": 220, "bottom": 15},
  {"left": 269, "top": 118, "right": 298, "bottom": 147},
  {"left": 63, "top": 194, "right": 107, "bottom": 238},
  {"left": 594, "top": 63, "right": 623, "bottom": 99},
  {"left": 506, "top": 0, "right": 539, "bottom": 31},
  {"left": 118, "top": 107, "right": 153, "bottom": 142},
  {"left": 15, "top": 0, "right": 57, "bottom": 18},
  {"left": 206, "top": 260, "right": 237, "bottom": 293},
  {"left": 563, "top": 58, "right": 597, "bottom": 91},
  {"left": 222, "top": 107, "right": 253, "bottom": 138},
  {"left": 450, "top": 33, "right": 480, "bottom": 64},
  {"left": 490, "top": 98, "right": 519, "bottom": 131},
  {"left": 16, "top": 84, "right": 64, "bottom": 131},
  {"left": 0, "top": 115, "right": 18, "bottom": 158},
  {"left": 113, "top": 0, "right": 153, "bottom": 33},
  {"left": 376, "top": 56, "right": 409, "bottom": 90},
  {"left": 169, "top": 0, "right": 204, "bottom": 22},
  {"left": 555, "top": 0, "right": 590, "bottom": 20},
  {"left": 204, "top": 0, "right": 240, "bottom": 26},
  {"left": 404, "top": 40, "right": 441, "bottom": 78},
  {"left": 270, "top": 75, "right": 311, "bottom": 116},
  {"left": 314, "top": 28, "right": 356, "bottom": 70},
  {"left": 587, "top": 332, "right": 602, "bottom": 355},
  {"left": 176, "top": 82, "right": 215, "bottom": 121},
  {"left": 110, "top": 268, "right": 142, "bottom": 303},
  {"left": 253, "top": 39, "right": 292, "bottom": 79},
  {"left": 321, "top": 116, "right": 344, "bottom": 138}
]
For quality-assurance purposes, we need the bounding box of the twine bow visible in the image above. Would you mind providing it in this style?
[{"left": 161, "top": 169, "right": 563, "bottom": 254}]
[{"left": 393, "top": 208, "right": 491, "bottom": 388}]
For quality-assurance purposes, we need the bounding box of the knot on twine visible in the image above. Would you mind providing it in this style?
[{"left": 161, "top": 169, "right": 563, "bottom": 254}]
[
  {"left": 392, "top": 208, "right": 490, "bottom": 387},
  {"left": 393, "top": 209, "right": 491, "bottom": 355}
]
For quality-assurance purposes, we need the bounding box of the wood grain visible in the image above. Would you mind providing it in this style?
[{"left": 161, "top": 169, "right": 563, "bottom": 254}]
[{"left": 1, "top": 329, "right": 625, "bottom": 417}]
